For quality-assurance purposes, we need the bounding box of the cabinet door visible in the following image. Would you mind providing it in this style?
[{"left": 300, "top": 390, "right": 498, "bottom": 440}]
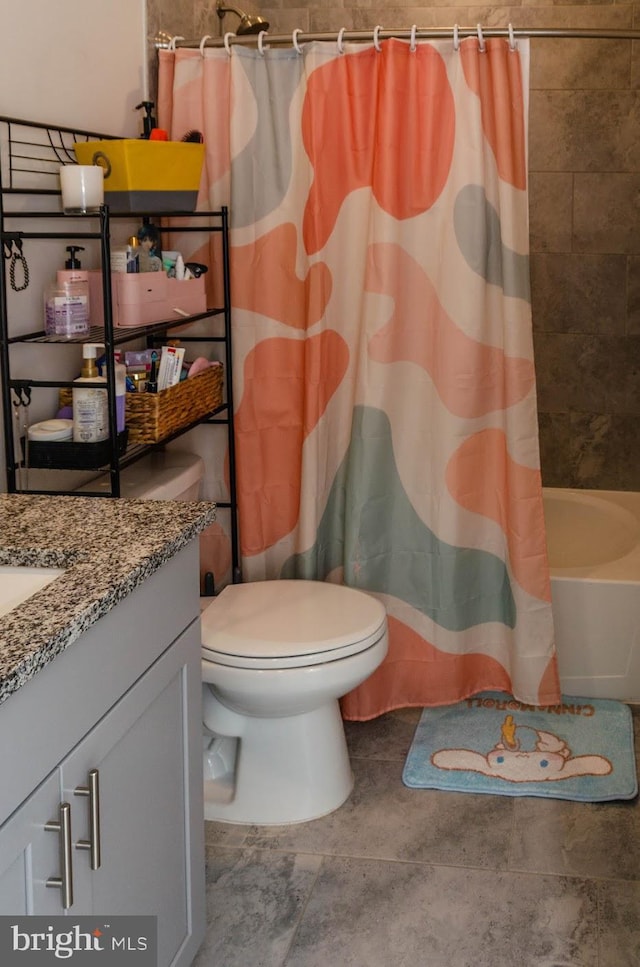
[
  {"left": 0, "top": 772, "right": 69, "bottom": 914},
  {"left": 63, "top": 625, "right": 204, "bottom": 966}
]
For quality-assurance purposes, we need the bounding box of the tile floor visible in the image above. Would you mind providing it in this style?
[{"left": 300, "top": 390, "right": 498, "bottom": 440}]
[{"left": 194, "top": 706, "right": 640, "bottom": 967}]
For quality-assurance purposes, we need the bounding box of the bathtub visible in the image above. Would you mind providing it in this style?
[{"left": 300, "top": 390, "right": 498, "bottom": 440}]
[{"left": 543, "top": 487, "right": 640, "bottom": 703}]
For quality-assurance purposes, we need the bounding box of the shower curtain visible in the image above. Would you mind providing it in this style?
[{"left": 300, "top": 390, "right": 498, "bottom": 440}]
[{"left": 158, "top": 35, "right": 561, "bottom": 717}]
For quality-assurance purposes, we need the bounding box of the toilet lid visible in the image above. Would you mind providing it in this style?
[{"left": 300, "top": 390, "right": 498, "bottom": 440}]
[{"left": 201, "top": 580, "right": 387, "bottom": 669}]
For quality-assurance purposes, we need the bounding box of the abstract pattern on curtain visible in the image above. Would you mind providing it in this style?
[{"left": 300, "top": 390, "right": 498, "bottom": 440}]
[{"left": 158, "top": 37, "right": 560, "bottom": 717}]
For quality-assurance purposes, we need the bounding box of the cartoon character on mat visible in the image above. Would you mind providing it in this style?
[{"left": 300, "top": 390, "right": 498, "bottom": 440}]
[{"left": 431, "top": 714, "right": 612, "bottom": 782}]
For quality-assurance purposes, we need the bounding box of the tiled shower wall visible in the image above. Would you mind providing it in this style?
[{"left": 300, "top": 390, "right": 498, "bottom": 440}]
[{"left": 148, "top": 0, "right": 640, "bottom": 491}]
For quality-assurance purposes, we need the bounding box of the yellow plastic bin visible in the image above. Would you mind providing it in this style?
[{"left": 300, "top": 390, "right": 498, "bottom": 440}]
[{"left": 74, "top": 140, "right": 205, "bottom": 213}]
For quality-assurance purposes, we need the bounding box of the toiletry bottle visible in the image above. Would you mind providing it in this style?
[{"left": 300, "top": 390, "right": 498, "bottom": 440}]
[
  {"left": 99, "top": 352, "right": 127, "bottom": 433},
  {"left": 58, "top": 246, "right": 88, "bottom": 284},
  {"left": 44, "top": 281, "right": 90, "bottom": 337},
  {"left": 72, "top": 343, "right": 108, "bottom": 443},
  {"left": 127, "top": 236, "right": 139, "bottom": 274},
  {"left": 57, "top": 245, "right": 90, "bottom": 321},
  {"left": 146, "top": 355, "right": 158, "bottom": 394},
  {"left": 114, "top": 355, "right": 127, "bottom": 433}
]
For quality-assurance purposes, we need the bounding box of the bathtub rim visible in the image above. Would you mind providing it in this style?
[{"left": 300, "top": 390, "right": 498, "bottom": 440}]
[{"left": 543, "top": 486, "right": 640, "bottom": 582}]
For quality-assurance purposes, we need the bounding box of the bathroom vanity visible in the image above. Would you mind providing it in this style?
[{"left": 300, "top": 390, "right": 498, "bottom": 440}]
[{"left": 0, "top": 493, "right": 214, "bottom": 966}]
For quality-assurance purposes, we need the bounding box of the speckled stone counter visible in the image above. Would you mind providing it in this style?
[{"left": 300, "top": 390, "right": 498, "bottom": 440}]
[{"left": 0, "top": 493, "right": 216, "bottom": 707}]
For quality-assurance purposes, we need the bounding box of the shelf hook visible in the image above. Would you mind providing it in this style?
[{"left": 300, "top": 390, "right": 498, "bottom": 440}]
[{"left": 11, "top": 383, "right": 31, "bottom": 408}]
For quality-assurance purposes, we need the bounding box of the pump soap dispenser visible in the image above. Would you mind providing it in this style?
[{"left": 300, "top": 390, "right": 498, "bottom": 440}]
[
  {"left": 58, "top": 246, "right": 88, "bottom": 283},
  {"left": 57, "top": 245, "right": 90, "bottom": 318},
  {"left": 72, "top": 343, "right": 108, "bottom": 443}
]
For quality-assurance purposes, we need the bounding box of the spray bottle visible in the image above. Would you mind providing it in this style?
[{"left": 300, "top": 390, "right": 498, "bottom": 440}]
[{"left": 72, "top": 343, "right": 108, "bottom": 443}]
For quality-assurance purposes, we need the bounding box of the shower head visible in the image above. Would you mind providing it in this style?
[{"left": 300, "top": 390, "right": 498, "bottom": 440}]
[{"left": 216, "top": 1, "right": 270, "bottom": 35}]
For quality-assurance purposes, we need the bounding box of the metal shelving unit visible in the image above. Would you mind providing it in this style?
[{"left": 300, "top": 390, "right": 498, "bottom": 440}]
[{"left": 0, "top": 115, "right": 240, "bottom": 582}]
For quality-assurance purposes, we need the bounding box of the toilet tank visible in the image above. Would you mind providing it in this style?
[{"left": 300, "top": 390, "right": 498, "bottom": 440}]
[{"left": 76, "top": 450, "right": 205, "bottom": 500}]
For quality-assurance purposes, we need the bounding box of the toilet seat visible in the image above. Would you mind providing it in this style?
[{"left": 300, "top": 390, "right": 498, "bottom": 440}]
[{"left": 201, "top": 580, "right": 387, "bottom": 670}]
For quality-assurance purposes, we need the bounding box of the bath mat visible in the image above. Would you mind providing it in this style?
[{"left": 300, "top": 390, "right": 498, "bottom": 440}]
[{"left": 403, "top": 692, "right": 637, "bottom": 802}]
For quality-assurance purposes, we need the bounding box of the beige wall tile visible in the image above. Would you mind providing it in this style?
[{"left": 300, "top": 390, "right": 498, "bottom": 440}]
[
  {"left": 529, "top": 173, "right": 573, "bottom": 254},
  {"left": 531, "top": 39, "right": 631, "bottom": 90},
  {"left": 530, "top": 92, "right": 640, "bottom": 173},
  {"left": 574, "top": 173, "right": 640, "bottom": 253},
  {"left": 625, "top": 255, "right": 640, "bottom": 332},
  {"left": 530, "top": 253, "right": 627, "bottom": 333}
]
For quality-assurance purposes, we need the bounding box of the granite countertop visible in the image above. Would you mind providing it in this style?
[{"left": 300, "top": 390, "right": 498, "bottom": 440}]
[{"left": 0, "top": 493, "right": 216, "bottom": 707}]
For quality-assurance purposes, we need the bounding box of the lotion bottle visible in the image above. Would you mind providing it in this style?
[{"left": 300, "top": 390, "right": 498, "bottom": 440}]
[{"left": 72, "top": 343, "right": 108, "bottom": 443}]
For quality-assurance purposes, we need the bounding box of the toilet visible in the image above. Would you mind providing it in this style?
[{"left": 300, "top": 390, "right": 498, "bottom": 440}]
[
  {"left": 79, "top": 453, "right": 389, "bottom": 825},
  {"left": 75, "top": 449, "right": 205, "bottom": 500},
  {"left": 200, "top": 580, "right": 388, "bottom": 825}
]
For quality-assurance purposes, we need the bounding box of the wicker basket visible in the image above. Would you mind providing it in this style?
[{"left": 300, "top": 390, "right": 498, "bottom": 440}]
[
  {"left": 59, "top": 362, "right": 224, "bottom": 446},
  {"left": 126, "top": 362, "right": 223, "bottom": 444}
]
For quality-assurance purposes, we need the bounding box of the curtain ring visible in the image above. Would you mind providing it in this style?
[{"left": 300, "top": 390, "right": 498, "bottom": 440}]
[
  {"left": 292, "top": 28, "right": 304, "bottom": 54},
  {"left": 476, "top": 24, "right": 486, "bottom": 53},
  {"left": 199, "top": 35, "right": 211, "bottom": 57},
  {"left": 452, "top": 24, "right": 460, "bottom": 52},
  {"left": 508, "top": 23, "right": 517, "bottom": 51},
  {"left": 223, "top": 32, "right": 235, "bottom": 56},
  {"left": 257, "top": 29, "right": 268, "bottom": 55},
  {"left": 168, "top": 36, "right": 184, "bottom": 51},
  {"left": 373, "top": 25, "right": 383, "bottom": 52},
  {"left": 337, "top": 27, "right": 346, "bottom": 54},
  {"left": 410, "top": 24, "right": 417, "bottom": 52}
]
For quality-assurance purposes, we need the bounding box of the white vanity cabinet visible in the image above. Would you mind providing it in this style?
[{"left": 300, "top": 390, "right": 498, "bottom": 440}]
[{"left": 0, "top": 542, "right": 206, "bottom": 967}]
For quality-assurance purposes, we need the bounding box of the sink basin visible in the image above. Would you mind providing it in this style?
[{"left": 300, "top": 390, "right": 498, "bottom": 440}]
[{"left": 0, "top": 565, "right": 64, "bottom": 619}]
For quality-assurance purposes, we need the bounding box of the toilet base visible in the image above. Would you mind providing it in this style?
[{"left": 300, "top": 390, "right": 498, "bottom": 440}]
[{"left": 202, "top": 692, "right": 354, "bottom": 825}]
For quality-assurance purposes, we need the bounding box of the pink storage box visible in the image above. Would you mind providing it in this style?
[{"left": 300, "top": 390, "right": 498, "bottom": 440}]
[
  {"left": 88, "top": 271, "right": 206, "bottom": 328},
  {"left": 114, "top": 273, "right": 167, "bottom": 328},
  {"left": 166, "top": 277, "right": 207, "bottom": 319}
]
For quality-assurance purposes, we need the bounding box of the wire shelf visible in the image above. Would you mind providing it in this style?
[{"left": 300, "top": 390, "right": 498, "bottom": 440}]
[{"left": 0, "top": 116, "right": 116, "bottom": 194}]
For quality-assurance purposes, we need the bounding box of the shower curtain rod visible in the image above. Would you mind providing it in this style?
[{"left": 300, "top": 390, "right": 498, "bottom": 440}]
[{"left": 156, "top": 26, "right": 640, "bottom": 51}]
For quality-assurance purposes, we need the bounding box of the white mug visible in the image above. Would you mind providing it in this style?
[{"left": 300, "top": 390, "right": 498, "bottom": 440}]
[{"left": 59, "top": 165, "right": 104, "bottom": 214}]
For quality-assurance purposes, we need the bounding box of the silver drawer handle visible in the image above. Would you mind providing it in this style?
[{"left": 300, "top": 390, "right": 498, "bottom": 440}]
[
  {"left": 45, "top": 801, "right": 74, "bottom": 909},
  {"left": 74, "top": 768, "right": 101, "bottom": 870}
]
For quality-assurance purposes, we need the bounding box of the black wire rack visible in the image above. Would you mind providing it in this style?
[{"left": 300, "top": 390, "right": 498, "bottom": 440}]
[{"left": 0, "top": 116, "right": 116, "bottom": 194}]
